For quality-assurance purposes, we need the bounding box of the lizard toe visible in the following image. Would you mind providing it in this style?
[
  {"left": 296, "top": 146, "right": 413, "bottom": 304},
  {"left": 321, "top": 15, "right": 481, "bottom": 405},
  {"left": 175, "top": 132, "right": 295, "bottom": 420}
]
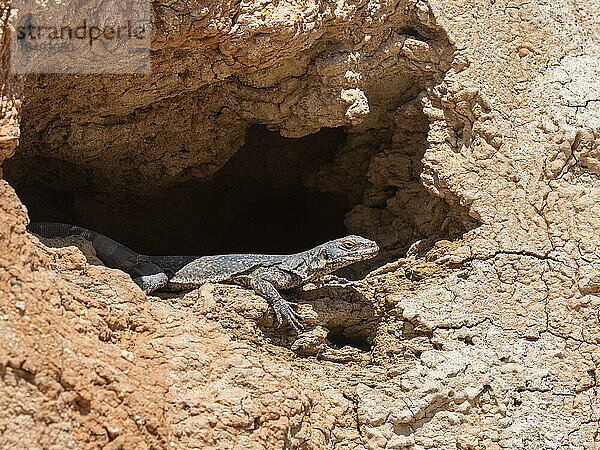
[
  {"left": 273, "top": 300, "right": 304, "bottom": 332},
  {"left": 275, "top": 311, "right": 284, "bottom": 327},
  {"left": 286, "top": 314, "right": 304, "bottom": 333},
  {"left": 283, "top": 304, "right": 304, "bottom": 333}
]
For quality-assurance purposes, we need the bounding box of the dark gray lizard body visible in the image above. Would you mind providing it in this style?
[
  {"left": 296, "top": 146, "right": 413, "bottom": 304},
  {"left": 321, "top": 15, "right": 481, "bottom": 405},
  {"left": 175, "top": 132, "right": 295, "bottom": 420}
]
[{"left": 28, "top": 222, "right": 379, "bottom": 332}]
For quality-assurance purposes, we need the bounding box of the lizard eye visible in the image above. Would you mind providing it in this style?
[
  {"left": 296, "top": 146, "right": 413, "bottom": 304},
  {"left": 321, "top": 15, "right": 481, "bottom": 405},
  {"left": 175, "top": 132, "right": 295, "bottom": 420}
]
[{"left": 342, "top": 240, "right": 355, "bottom": 250}]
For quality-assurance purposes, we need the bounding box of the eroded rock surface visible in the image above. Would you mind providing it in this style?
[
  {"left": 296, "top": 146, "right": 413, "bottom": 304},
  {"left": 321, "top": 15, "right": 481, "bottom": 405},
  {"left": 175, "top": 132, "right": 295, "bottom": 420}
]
[
  {"left": 1, "top": 0, "right": 599, "bottom": 449},
  {"left": 0, "top": 5, "right": 21, "bottom": 171}
]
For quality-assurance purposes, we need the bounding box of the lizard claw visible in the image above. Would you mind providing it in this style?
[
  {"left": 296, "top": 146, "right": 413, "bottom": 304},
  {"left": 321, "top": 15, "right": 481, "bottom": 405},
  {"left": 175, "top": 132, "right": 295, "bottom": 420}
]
[{"left": 274, "top": 299, "right": 304, "bottom": 333}]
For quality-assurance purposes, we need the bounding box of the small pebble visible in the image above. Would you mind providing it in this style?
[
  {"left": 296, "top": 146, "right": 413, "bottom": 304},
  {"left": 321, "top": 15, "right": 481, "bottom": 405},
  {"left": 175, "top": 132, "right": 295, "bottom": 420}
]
[
  {"left": 15, "top": 301, "right": 26, "bottom": 311},
  {"left": 105, "top": 426, "right": 121, "bottom": 439}
]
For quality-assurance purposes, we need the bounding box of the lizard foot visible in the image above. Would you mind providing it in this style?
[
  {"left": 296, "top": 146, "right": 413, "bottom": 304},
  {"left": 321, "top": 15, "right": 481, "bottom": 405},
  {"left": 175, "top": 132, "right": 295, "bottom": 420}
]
[{"left": 273, "top": 299, "right": 304, "bottom": 334}]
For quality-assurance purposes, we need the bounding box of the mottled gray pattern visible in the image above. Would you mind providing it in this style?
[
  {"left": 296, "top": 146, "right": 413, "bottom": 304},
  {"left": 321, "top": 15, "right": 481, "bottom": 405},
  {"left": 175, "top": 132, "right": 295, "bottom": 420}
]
[{"left": 28, "top": 222, "right": 379, "bottom": 332}]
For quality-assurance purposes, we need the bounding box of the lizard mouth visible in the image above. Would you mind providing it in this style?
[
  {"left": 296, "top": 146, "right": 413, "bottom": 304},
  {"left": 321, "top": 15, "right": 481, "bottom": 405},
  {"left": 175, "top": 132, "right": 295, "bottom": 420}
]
[{"left": 347, "top": 243, "right": 379, "bottom": 261}]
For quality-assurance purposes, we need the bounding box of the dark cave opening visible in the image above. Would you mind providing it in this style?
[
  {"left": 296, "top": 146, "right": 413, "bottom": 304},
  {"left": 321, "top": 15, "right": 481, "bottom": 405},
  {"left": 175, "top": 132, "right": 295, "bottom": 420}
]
[
  {"left": 2, "top": 17, "right": 475, "bottom": 286},
  {"left": 7, "top": 79, "right": 473, "bottom": 278},
  {"left": 6, "top": 125, "right": 354, "bottom": 256}
]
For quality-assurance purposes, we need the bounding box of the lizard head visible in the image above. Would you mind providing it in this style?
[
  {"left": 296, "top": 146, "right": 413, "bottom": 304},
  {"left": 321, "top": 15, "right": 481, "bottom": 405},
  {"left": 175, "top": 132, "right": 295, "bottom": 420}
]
[{"left": 311, "top": 235, "right": 379, "bottom": 274}]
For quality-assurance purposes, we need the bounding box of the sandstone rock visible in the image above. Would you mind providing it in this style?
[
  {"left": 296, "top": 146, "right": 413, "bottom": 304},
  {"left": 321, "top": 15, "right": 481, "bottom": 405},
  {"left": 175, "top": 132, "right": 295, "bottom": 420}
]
[{"left": 1, "top": 0, "right": 599, "bottom": 448}]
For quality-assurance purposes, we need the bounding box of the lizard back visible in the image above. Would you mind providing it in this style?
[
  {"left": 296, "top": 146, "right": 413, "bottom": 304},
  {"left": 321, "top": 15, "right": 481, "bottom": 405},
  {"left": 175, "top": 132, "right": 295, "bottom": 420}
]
[{"left": 151, "top": 254, "right": 286, "bottom": 288}]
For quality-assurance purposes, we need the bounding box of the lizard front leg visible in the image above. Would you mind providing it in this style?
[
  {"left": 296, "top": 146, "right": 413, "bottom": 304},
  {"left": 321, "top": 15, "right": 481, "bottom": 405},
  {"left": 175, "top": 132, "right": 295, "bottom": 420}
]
[{"left": 250, "top": 275, "right": 304, "bottom": 333}]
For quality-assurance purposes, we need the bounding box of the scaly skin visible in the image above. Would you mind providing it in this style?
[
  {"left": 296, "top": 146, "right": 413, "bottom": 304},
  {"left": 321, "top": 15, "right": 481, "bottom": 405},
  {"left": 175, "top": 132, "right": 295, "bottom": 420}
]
[{"left": 28, "top": 222, "right": 379, "bottom": 333}]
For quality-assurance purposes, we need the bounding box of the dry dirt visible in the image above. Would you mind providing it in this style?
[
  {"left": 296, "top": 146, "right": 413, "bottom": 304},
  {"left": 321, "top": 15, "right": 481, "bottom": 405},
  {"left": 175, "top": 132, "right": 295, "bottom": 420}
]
[{"left": 1, "top": 0, "right": 599, "bottom": 449}]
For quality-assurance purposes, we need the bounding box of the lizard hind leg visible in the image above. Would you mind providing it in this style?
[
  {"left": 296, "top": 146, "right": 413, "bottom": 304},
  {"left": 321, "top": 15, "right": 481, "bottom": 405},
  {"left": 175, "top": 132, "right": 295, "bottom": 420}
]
[{"left": 133, "top": 272, "right": 169, "bottom": 295}]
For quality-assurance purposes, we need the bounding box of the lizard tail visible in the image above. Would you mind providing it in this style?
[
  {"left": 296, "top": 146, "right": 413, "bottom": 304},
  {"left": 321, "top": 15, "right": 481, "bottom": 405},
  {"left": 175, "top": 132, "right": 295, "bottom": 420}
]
[
  {"left": 28, "top": 222, "right": 91, "bottom": 240},
  {"left": 28, "top": 222, "right": 146, "bottom": 274}
]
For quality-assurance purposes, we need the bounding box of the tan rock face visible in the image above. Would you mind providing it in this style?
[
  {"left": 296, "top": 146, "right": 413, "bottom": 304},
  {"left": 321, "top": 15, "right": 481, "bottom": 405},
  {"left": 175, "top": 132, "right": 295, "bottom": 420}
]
[
  {"left": 1, "top": 0, "right": 599, "bottom": 449},
  {"left": 0, "top": 5, "right": 21, "bottom": 172}
]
